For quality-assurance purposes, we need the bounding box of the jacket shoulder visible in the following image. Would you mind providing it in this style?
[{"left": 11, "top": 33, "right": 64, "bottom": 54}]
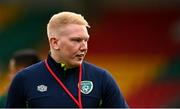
[
  {"left": 83, "top": 61, "right": 106, "bottom": 72},
  {"left": 15, "top": 61, "right": 45, "bottom": 78}
]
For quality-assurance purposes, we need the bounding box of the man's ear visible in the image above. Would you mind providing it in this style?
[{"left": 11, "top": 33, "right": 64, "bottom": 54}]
[{"left": 49, "top": 37, "right": 59, "bottom": 50}]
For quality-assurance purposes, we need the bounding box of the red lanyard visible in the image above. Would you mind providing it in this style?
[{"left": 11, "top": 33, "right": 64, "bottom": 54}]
[{"left": 44, "top": 60, "right": 82, "bottom": 108}]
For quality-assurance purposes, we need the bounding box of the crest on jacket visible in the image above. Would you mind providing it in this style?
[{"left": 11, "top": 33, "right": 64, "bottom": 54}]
[{"left": 80, "top": 81, "right": 93, "bottom": 94}]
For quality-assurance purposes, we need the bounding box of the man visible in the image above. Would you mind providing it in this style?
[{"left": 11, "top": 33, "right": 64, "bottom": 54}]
[
  {"left": 0, "top": 49, "right": 40, "bottom": 107},
  {"left": 6, "top": 11, "right": 128, "bottom": 108},
  {"left": 8, "top": 49, "right": 40, "bottom": 80}
]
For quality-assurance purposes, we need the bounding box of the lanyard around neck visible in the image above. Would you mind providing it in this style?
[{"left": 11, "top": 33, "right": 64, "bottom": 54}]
[{"left": 44, "top": 60, "right": 82, "bottom": 108}]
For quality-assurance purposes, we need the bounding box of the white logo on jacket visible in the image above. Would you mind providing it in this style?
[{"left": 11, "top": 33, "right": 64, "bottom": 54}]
[
  {"left": 37, "top": 85, "right": 47, "bottom": 92},
  {"left": 80, "top": 81, "right": 93, "bottom": 94}
]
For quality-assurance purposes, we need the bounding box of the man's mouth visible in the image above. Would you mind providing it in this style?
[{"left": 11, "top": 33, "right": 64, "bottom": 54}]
[
  {"left": 76, "top": 54, "right": 85, "bottom": 59},
  {"left": 76, "top": 54, "right": 84, "bottom": 57}
]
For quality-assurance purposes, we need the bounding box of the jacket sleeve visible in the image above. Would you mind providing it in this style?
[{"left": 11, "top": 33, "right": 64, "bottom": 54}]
[
  {"left": 101, "top": 70, "right": 128, "bottom": 108},
  {"left": 6, "top": 72, "right": 27, "bottom": 108}
]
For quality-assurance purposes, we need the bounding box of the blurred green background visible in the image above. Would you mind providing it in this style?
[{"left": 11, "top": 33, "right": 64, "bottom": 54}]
[{"left": 0, "top": 0, "right": 180, "bottom": 107}]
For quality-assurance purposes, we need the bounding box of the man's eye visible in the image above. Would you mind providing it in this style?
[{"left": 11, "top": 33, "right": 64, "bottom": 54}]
[
  {"left": 72, "top": 39, "right": 81, "bottom": 42},
  {"left": 76, "top": 39, "right": 81, "bottom": 42}
]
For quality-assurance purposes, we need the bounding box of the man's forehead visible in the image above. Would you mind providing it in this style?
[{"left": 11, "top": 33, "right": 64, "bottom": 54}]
[
  {"left": 58, "top": 24, "right": 88, "bottom": 36},
  {"left": 69, "top": 34, "right": 90, "bottom": 39}
]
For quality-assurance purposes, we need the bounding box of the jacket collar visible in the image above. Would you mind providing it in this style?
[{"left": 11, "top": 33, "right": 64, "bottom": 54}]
[{"left": 46, "top": 54, "right": 79, "bottom": 77}]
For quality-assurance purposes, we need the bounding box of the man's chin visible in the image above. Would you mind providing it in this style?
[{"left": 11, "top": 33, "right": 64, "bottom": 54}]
[
  {"left": 67, "top": 61, "right": 82, "bottom": 68},
  {"left": 74, "top": 60, "right": 83, "bottom": 66}
]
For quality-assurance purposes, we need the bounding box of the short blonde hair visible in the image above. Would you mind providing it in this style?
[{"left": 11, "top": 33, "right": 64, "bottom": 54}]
[{"left": 47, "top": 11, "right": 90, "bottom": 37}]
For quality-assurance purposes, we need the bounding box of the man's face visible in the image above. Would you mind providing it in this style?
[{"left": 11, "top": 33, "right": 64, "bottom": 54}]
[
  {"left": 9, "top": 59, "right": 23, "bottom": 80},
  {"left": 54, "top": 24, "right": 89, "bottom": 68}
]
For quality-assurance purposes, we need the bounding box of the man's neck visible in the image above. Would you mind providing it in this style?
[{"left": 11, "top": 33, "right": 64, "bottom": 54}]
[{"left": 50, "top": 53, "right": 77, "bottom": 69}]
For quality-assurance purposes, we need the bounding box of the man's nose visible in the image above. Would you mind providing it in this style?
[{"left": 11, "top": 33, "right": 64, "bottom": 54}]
[{"left": 80, "top": 41, "right": 88, "bottom": 51}]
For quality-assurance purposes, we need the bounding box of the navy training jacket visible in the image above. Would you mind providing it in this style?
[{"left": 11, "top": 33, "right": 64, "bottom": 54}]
[{"left": 6, "top": 55, "right": 128, "bottom": 108}]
